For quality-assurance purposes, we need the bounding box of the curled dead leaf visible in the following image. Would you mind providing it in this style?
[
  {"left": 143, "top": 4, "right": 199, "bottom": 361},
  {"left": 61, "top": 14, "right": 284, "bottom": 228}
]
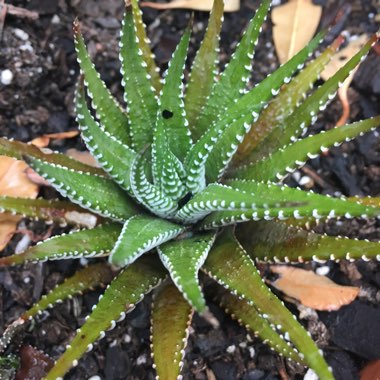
[
  {"left": 269, "top": 265, "right": 359, "bottom": 311},
  {"left": 272, "top": 0, "right": 322, "bottom": 64},
  {"left": 360, "top": 359, "right": 380, "bottom": 380},
  {"left": 0, "top": 157, "right": 39, "bottom": 250},
  {"left": 321, "top": 35, "right": 368, "bottom": 126},
  {"left": 141, "top": 0, "right": 240, "bottom": 12},
  {"left": 30, "top": 130, "right": 79, "bottom": 148},
  {"left": 65, "top": 148, "right": 99, "bottom": 167}
]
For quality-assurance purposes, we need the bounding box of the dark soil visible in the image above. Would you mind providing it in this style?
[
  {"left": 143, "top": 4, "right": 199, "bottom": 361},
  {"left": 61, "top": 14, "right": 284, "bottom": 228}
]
[{"left": 0, "top": 0, "right": 380, "bottom": 379}]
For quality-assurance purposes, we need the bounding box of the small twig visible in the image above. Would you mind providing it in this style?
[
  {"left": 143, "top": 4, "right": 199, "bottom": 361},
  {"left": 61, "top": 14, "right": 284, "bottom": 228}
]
[
  {"left": 3, "top": 3, "right": 39, "bottom": 20},
  {"left": 301, "top": 166, "right": 329, "bottom": 190}
]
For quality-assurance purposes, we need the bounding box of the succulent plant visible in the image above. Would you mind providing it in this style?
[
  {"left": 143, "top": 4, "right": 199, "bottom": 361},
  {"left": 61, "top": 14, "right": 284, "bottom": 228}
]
[{"left": 0, "top": 0, "right": 379, "bottom": 379}]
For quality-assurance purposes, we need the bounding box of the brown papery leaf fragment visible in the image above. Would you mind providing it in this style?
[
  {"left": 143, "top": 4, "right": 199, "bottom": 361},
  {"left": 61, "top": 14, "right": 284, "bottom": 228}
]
[
  {"left": 272, "top": 0, "right": 322, "bottom": 64},
  {"left": 360, "top": 359, "right": 380, "bottom": 380},
  {"left": 14, "top": 345, "right": 54, "bottom": 380},
  {"left": 30, "top": 130, "right": 79, "bottom": 148},
  {"left": 65, "top": 148, "right": 99, "bottom": 167},
  {"left": 141, "top": 0, "right": 240, "bottom": 12},
  {"left": 321, "top": 35, "right": 368, "bottom": 126},
  {"left": 269, "top": 265, "right": 359, "bottom": 311},
  {"left": 0, "top": 156, "right": 39, "bottom": 250}
]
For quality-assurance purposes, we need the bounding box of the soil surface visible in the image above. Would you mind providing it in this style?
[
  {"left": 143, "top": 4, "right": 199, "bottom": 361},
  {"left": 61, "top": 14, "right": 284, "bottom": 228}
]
[{"left": 0, "top": 0, "right": 380, "bottom": 379}]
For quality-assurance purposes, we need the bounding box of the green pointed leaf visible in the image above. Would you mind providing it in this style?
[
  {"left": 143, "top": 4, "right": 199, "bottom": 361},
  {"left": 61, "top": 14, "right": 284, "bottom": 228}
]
[
  {"left": 184, "top": 114, "right": 254, "bottom": 194},
  {"left": 234, "top": 36, "right": 343, "bottom": 165},
  {"left": 120, "top": 4, "right": 158, "bottom": 151},
  {"left": 237, "top": 220, "right": 380, "bottom": 262},
  {"left": 73, "top": 20, "right": 130, "bottom": 145},
  {"left": 349, "top": 196, "right": 380, "bottom": 207},
  {"left": 200, "top": 180, "right": 380, "bottom": 229},
  {"left": 227, "top": 31, "right": 325, "bottom": 121},
  {"left": 158, "top": 232, "right": 216, "bottom": 312},
  {"left": 130, "top": 153, "right": 178, "bottom": 218},
  {"left": 130, "top": 0, "right": 162, "bottom": 93},
  {"left": 24, "top": 263, "right": 114, "bottom": 320},
  {"left": 151, "top": 283, "right": 193, "bottom": 380},
  {"left": 0, "top": 223, "right": 121, "bottom": 266},
  {"left": 195, "top": 0, "right": 271, "bottom": 138},
  {"left": 0, "top": 196, "right": 100, "bottom": 226},
  {"left": 203, "top": 229, "right": 334, "bottom": 380},
  {"left": 156, "top": 28, "right": 192, "bottom": 161},
  {"left": 45, "top": 256, "right": 166, "bottom": 380},
  {"left": 208, "top": 282, "right": 304, "bottom": 363},
  {"left": 249, "top": 33, "right": 379, "bottom": 162},
  {"left": 234, "top": 116, "right": 380, "bottom": 182},
  {"left": 76, "top": 83, "right": 136, "bottom": 192},
  {"left": 152, "top": 126, "right": 186, "bottom": 200},
  {"left": 185, "top": 32, "right": 324, "bottom": 191},
  {"left": 0, "top": 138, "right": 105, "bottom": 177},
  {"left": 25, "top": 156, "right": 139, "bottom": 221},
  {"left": 185, "top": 0, "right": 224, "bottom": 134},
  {"left": 109, "top": 214, "right": 185, "bottom": 267}
]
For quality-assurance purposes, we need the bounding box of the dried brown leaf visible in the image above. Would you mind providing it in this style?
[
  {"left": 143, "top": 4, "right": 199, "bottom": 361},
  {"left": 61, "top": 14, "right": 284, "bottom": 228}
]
[
  {"left": 65, "top": 148, "right": 99, "bottom": 167},
  {"left": 141, "top": 0, "right": 240, "bottom": 12},
  {"left": 270, "top": 265, "right": 359, "bottom": 311},
  {"left": 360, "top": 359, "right": 380, "bottom": 380},
  {"left": 272, "top": 0, "right": 322, "bottom": 63},
  {"left": 0, "top": 156, "right": 39, "bottom": 250},
  {"left": 30, "top": 130, "right": 79, "bottom": 148},
  {"left": 321, "top": 35, "right": 368, "bottom": 126}
]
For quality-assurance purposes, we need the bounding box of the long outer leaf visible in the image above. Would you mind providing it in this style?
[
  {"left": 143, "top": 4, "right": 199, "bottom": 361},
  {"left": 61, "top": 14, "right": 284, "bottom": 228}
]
[
  {"left": 151, "top": 283, "right": 193, "bottom": 380},
  {"left": 0, "top": 263, "right": 111, "bottom": 355},
  {"left": 130, "top": 0, "right": 162, "bottom": 93},
  {"left": 73, "top": 20, "right": 130, "bottom": 145},
  {"left": 0, "top": 196, "right": 100, "bottom": 227},
  {"left": 109, "top": 214, "right": 185, "bottom": 268},
  {"left": 0, "top": 223, "right": 121, "bottom": 266},
  {"left": 197, "top": 34, "right": 322, "bottom": 183},
  {"left": 185, "top": 0, "right": 224, "bottom": 134},
  {"left": 120, "top": 4, "right": 158, "bottom": 151},
  {"left": 0, "top": 138, "right": 105, "bottom": 177},
  {"left": 234, "top": 116, "right": 380, "bottom": 182},
  {"left": 195, "top": 0, "right": 271, "bottom": 138},
  {"left": 200, "top": 181, "right": 380, "bottom": 229},
  {"left": 233, "top": 36, "right": 343, "bottom": 165},
  {"left": 249, "top": 33, "right": 379, "bottom": 162},
  {"left": 158, "top": 232, "right": 216, "bottom": 312},
  {"left": 45, "top": 256, "right": 166, "bottom": 380},
  {"left": 203, "top": 229, "right": 334, "bottom": 380},
  {"left": 154, "top": 28, "right": 192, "bottom": 162},
  {"left": 25, "top": 156, "right": 139, "bottom": 221},
  {"left": 237, "top": 220, "right": 380, "bottom": 263},
  {"left": 207, "top": 282, "right": 304, "bottom": 364},
  {"left": 76, "top": 83, "right": 136, "bottom": 192},
  {"left": 24, "top": 263, "right": 114, "bottom": 320}
]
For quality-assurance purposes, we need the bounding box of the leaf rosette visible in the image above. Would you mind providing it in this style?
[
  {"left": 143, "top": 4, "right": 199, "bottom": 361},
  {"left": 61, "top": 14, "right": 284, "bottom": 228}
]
[{"left": 0, "top": 1, "right": 379, "bottom": 379}]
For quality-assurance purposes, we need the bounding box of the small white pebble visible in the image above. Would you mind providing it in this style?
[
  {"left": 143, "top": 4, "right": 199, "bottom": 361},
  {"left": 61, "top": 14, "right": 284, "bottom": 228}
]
[
  {"left": 316, "top": 266, "right": 330, "bottom": 276},
  {"left": 299, "top": 176, "right": 312, "bottom": 186},
  {"left": 136, "top": 354, "right": 146, "bottom": 365},
  {"left": 51, "top": 15, "right": 61, "bottom": 24},
  {"left": 15, "top": 234, "right": 31, "bottom": 254},
  {"left": 80, "top": 258, "right": 89, "bottom": 266},
  {"left": 88, "top": 376, "right": 102, "bottom": 380},
  {"left": 13, "top": 28, "right": 29, "bottom": 41},
  {"left": 226, "top": 345, "right": 236, "bottom": 354},
  {"left": 123, "top": 334, "right": 132, "bottom": 343},
  {"left": 239, "top": 342, "right": 247, "bottom": 349},
  {"left": 1, "top": 69, "right": 13, "bottom": 85},
  {"left": 249, "top": 346, "right": 255, "bottom": 358},
  {"left": 304, "top": 368, "right": 319, "bottom": 380},
  {"left": 23, "top": 277, "right": 31, "bottom": 284}
]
